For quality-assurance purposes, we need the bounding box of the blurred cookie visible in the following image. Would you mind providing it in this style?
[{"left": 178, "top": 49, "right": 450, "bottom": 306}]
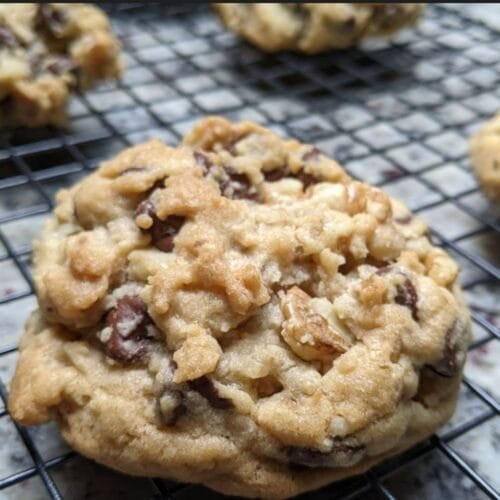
[
  {"left": 470, "top": 112, "right": 500, "bottom": 201},
  {"left": 9, "top": 117, "right": 470, "bottom": 498},
  {"left": 0, "top": 3, "right": 123, "bottom": 127},
  {"left": 215, "top": 3, "right": 424, "bottom": 53}
]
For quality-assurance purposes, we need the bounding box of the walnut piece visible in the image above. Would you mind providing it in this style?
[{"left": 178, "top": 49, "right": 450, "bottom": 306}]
[{"left": 281, "top": 287, "right": 349, "bottom": 363}]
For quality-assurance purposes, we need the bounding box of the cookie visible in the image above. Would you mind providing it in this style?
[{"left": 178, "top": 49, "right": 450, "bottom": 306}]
[
  {"left": 214, "top": 3, "right": 424, "bottom": 54},
  {"left": 0, "top": 3, "right": 123, "bottom": 128},
  {"left": 9, "top": 117, "right": 470, "bottom": 498},
  {"left": 470, "top": 112, "right": 500, "bottom": 201}
]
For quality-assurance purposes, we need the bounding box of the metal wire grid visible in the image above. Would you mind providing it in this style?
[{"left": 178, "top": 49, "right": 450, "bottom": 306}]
[{"left": 0, "top": 3, "right": 498, "bottom": 499}]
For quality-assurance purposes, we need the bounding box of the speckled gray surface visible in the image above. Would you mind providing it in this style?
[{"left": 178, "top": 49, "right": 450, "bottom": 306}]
[{"left": 0, "top": 3, "right": 498, "bottom": 500}]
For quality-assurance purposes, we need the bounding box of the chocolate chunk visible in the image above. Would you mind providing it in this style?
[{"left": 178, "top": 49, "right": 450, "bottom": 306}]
[
  {"left": 44, "top": 56, "right": 76, "bottom": 75},
  {"left": 264, "top": 165, "right": 320, "bottom": 190},
  {"left": 194, "top": 151, "right": 212, "bottom": 175},
  {"left": 37, "top": 4, "right": 68, "bottom": 35},
  {"left": 135, "top": 200, "right": 185, "bottom": 252},
  {"left": 105, "top": 295, "right": 155, "bottom": 362},
  {"left": 287, "top": 440, "right": 365, "bottom": 468},
  {"left": 395, "top": 214, "right": 413, "bottom": 225},
  {"left": 264, "top": 167, "right": 287, "bottom": 182},
  {"left": 395, "top": 278, "right": 418, "bottom": 321},
  {"left": 297, "top": 148, "right": 323, "bottom": 189},
  {"left": 150, "top": 215, "right": 185, "bottom": 252},
  {"left": 0, "top": 24, "right": 18, "bottom": 48},
  {"left": 219, "top": 168, "right": 257, "bottom": 200},
  {"left": 188, "top": 376, "right": 234, "bottom": 410},
  {"left": 135, "top": 199, "right": 155, "bottom": 219},
  {"left": 295, "top": 170, "right": 321, "bottom": 190},
  {"left": 302, "top": 147, "right": 322, "bottom": 163},
  {"left": 376, "top": 265, "right": 393, "bottom": 276},
  {"left": 429, "top": 320, "right": 463, "bottom": 377}
]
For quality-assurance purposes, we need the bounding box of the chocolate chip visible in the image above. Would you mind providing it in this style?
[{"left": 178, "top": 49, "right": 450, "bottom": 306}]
[
  {"left": 286, "top": 440, "right": 365, "bottom": 468},
  {"left": 37, "top": 4, "right": 68, "bottom": 35},
  {"left": 135, "top": 199, "right": 155, "bottom": 218},
  {"left": 302, "top": 147, "right": 322, "bottom": 163},
  {"left": 395, "top": 278, "right": 418, "bottom": 321},
  {"left": 0, "top": 24, "right": 18, "bottom": 48},
  {"left": 105, "top": 296, "right": 155, "bottom": 362},
  {"left": 194, "top": 151, "right": 212, "bottom": 175},
  {"left": 295, "top": 170, "right": 321, "bottom": 190},
  {"left": 264, "top": 164, "right": 320, "bottom": 190},
  {"left": 376, "top": 265, "right": 393, "bottom": 276},
  {"left": 429, "top": 320, "right": 463, "bottom": 377},
  {"left": 395, "top": 215, "right": 413, "bottom": 225},
  {"left": 219, "top": 168, "right": 257, "bottom": 200},
  {"left": 135, "top": 200, "right": 185, "bottom": 252},
  {"left": 44, "top": 56, "right": 76, "bottom": 75},
  {"left": 151, "top": 215, "right": 185, "bottom": 252},
  {"left": 264, "top": 167, "right": 287, "bottom": 182},
  {"left": 188, "top": 376, "right": 234, "bottom": 410}
]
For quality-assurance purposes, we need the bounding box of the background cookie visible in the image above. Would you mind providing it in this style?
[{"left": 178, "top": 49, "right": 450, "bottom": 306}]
[
  {"left": 8, "top": 117, "right": 470, "bottom": 498},
  {"left": 470, "top": 112, "right": 500, "bottom": 201},
  {"left": 0, "top": 3, "right": 123, "bottom": 127},
  {"left": 214, "top": 3, "right": 424, "bottom": 54}
]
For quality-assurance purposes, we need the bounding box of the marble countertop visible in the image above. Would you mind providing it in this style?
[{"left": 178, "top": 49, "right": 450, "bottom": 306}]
[{"left": 0, "top": 3, "right": 498, "bottom": 500}]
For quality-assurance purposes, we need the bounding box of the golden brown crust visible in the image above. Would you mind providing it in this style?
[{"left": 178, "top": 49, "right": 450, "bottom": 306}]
[{"left": 9, "top": 117, "right": 470, "bottom": 498}]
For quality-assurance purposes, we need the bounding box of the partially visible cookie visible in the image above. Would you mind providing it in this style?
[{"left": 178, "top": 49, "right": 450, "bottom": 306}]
[
  {"left": 9, "top": 117, "right": 470, "bottom": 498},
  {"left": 214, "top": 3, "right": 424, "bottom": 54},
  {"left": 0, "top": 3, "right": 123, "bottom": 127},
  {"left": 470, "top": 113, "right": 500, "bottom": 201}
]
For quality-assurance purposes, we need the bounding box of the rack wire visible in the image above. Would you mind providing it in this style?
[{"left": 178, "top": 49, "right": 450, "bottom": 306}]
[{"left": 0, "top": 3, "right": 498, "bottom": 499}]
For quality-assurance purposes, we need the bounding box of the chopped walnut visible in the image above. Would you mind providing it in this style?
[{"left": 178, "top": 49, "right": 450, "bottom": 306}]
[
  {"left": 173, "top": 326, "right": 222, "bottom": 383},
  {"left": 281, "top": 287, "right": 349, "bottom": 363},
  {"left": 358, "top": 273, "right": 389, "bottom": 308},
  {"left": 425, "top": 249, "right": 458, "bottom": 287}
]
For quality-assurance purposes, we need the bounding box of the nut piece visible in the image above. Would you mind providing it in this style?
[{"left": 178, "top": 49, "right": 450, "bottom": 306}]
[
  {"left": 173, "top": 327, "right": 222, "bottom": 383},
  {"left": 281, "top": 287, "right": 349, "bottom": 363}
]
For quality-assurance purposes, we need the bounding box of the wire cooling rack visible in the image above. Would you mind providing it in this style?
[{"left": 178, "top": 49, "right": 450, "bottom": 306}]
[{"left": 0, "top": 3, "right": 499, "bottom": 499}]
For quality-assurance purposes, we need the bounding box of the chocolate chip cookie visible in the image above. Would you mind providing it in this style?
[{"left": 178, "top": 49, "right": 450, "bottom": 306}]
[
  {"left": 0, "top": 3, "right": 123, "bottom": 127},
  {"left": 470, "top": 112, "right": 500, "bottom": 201},
  {"left": 9, "top": 117, "right": 470, "bottom": 498},
  {"left": 214, "top": 3, "right": 424, "bottom": 54}
]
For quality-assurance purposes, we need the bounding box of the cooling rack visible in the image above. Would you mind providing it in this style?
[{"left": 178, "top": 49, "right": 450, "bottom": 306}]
[{"left": 0, "top": 3, "right": 498, "bottom": 499}]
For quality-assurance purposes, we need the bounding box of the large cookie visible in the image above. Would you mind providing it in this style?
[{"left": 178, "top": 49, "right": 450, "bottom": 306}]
[
  {"left": 9, "top": 117, "right": 470, "bottom": 498},
  {"left": 214, "top": 3, "right": 424, "bottom": 54},
  {"left": 470, "top": 112, "right": 500, "bottom": 201},
  {"left": 0, "top": 3, "right": 123, "bottom": 127}
]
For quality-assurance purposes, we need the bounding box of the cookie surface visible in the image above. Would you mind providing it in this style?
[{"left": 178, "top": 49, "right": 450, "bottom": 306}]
[
  {"left": 9, "top": 117, "right": 470, "bottom": 498},
  {"left": 470, "top": 112, "right": 500, "bottom": 201},
  {"left": 214, "top": 3, "right": 424, "bottom": 54},
  {"left": 0, "top": 3, "right": 122, "bottom": 127}
]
